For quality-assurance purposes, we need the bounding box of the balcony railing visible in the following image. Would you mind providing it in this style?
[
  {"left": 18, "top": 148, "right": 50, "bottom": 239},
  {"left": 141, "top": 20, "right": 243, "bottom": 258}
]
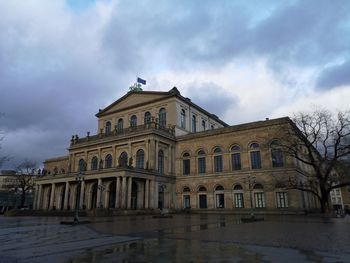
[{"left": 70, "top": 121, "right": 175, "bottom": 146}]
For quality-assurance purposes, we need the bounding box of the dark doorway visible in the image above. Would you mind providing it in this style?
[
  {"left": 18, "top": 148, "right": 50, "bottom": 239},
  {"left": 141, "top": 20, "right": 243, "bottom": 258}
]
[
  {"left": 199, "top": 194, "right": 207, "bottom": 209},
  {"left": 91, "top": 183, "right": 98, "bottom": 209},
  {"left": 108, "top": 181, "right": 116, "bottom": 208},
  {"left": 131, "top": 182, "right": 138, "bottom": 210}
]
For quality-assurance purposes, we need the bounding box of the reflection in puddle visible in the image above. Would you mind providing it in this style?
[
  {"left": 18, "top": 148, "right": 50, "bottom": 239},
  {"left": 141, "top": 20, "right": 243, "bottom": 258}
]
[{"left": 67, "top": 238, "right": 268, "bottom": 263}]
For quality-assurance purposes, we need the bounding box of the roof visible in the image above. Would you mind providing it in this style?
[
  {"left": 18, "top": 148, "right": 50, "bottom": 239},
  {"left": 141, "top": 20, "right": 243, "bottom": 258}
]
[{"left": 95, "top": 87, "right": 228, "bottom": 127}]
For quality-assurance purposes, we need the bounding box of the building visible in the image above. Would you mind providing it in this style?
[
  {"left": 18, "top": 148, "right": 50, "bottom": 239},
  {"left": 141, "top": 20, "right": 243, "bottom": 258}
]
[
  {"left": 0, "top": 170, "right": 33, "bottom": 212},
  {"left": 34, "top": 87, "right": 318, "bottom": 213}
]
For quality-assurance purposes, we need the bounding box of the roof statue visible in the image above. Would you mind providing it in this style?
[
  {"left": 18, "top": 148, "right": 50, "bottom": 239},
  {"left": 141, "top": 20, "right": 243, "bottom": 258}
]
[{"left": 129, "top": 77, "right": 146, "bottom": 92}]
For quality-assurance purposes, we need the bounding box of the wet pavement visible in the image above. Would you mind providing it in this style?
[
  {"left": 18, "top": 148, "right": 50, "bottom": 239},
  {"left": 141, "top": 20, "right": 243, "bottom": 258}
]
[{"left": 0, "top": 214, "right": 350, "bottom": 262}]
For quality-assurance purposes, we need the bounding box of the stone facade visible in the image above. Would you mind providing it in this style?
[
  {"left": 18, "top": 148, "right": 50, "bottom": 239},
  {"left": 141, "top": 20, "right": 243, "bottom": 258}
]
[{"left": 34, "top": 87, "right": 318, "bottom": 213}]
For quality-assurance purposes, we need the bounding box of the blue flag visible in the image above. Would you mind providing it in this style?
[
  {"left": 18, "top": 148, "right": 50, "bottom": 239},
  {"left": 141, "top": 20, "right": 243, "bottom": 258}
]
[{"left": 137, "top": 77, "right": 146, "bottom": 85}]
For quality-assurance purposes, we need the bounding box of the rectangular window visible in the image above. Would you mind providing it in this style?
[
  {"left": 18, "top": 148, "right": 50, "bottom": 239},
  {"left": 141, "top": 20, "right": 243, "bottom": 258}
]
[
  {"left": 183, "top": 159, "right": 190, "bottom": 175},
  {"left": 254, "top": 192, "right": 265, "bottom": 208},
  {"left": 234, "top": 193, "right": 244, "bottom": 208},
  {"left": 214, "top": 155, "right": 223, "bottom": 172},
  {"left": 250, "top": 151, "right": 261, "bottom": 169},
  {"left": 231, "top": 153, "right": 241, "bottom": 170},
  {"left": 276, "top": 192, "right": 288, "bottom": 208},
  {"left": 198, "top": 157, "right": 206, "bottom": 174},
  {"left": 183, "top": 195, "right": 191, "bottom": 209}
]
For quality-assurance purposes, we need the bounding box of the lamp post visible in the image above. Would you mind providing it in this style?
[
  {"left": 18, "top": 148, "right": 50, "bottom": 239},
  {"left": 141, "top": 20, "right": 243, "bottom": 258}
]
[
  {"left": 98, "top": 184, "right": 105, "bottom": 208},
  {"left": 245, "top": 176, "right": 256, "bottom": 219},
  {"left": 74, "top": 172, "right": 84, "bottom": 223}
]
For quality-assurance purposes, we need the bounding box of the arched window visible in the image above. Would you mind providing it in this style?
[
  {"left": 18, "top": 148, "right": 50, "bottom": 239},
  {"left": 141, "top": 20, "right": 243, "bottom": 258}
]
[
  {"left": 158, "top": 150, "right": 164, "bottom": 174},
  {"left": 192, "top": 115, "right": 196, "bottom": 133},
  {"left": 233, "top": 184, "right": 244, "bottom": 208},
  {"left": 197, "top": 150, "right": 206, "bottom": 174},
  {"left": 215, "top": 185, "right": 224, "bottom": 191},
  {"left": 198, "top": 186, "right": 207, "bottom": 192},
  {"left": 159, "top": 108, "right": 166, "bottom": 128},
  {"left": 105, "top": 154, "right": 112, "bottom": 168},
  {"left": 271, "top": 140, "right": 284, "bottom": 167},
  {"left": 202, "top": 120, "right": 206, "bottom": 131},
  {"left": 78, "top": 159, "right": 86, "bottom": 172},
  {"left": 213, "top": 147, "right": 223, "bottom": 172},
  {"left": 181, "top": 109, "right": 186, "bottom": 129},
  {"left": 183, "top": 186, "right": 191, "bottom": 192},
  {"left": 105, "top": 121, "right": 111, "bottom": 135},
  {"left": 211, "top": 124, "right": 214, "bottom": 130},
  {"left": 250, "top": 143, "right": 261, "bottom": 169},
  {"left": 182, "top": 152, "right": 190, "bottom": 175},
  {"left": 144, "top": 112, "right": 151, "bottom": 124},
  {"left": 91, "top": 156, "right": 98, "bottom": 170},
  {"left": 117, "top": 118, "right": 123, "bottom": 131},
  {"left": 231, "top": 145, "right": 241, "bottom": 170},
  {"left": 136, "top": 149, "right": 145, "bottom": 169},
  {"left": 130, "top": 115, "right": 137, "bottom": 127},
  {"left": 253, "top": 183, "right": 265, "bottom": 208},
  {"left": 119, "top": 152, "right": 128, "bottom": 167}
]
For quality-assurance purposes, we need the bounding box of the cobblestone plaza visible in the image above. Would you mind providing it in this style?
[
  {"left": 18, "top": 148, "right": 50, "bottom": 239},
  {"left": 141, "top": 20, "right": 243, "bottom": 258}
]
[{"left": 1, "top": 214, "right": 350, "bottom": 262}]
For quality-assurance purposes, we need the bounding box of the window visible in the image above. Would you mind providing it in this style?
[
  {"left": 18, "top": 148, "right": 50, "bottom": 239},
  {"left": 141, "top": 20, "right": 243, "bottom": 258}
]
[
  {"left": 105, "top": 154, "right": 112, "bottom": 168},
  {"left": 117, "top": 118, "right": 123, "bottom": 131},
  {"left": 231, "top": 145, "right": 241, "bottom": 170},
  {"left": 158, "top": 150, "right": 164, "bottom": 175},
  {"left": 197, "top": 150, "right": 206, "bottom": 174},
  {"left": 254, "top": 184, "right": 265, "bottom": 208},
  {"left": 250, "top": 143, "right": 261, "bottom": 169},
  {"left": 192, "top": 115, "right": 196, "bottom": 133},
  {"left": 181, "top": 109, "right": 186, "bottom": 129},
  {"left": 276, "top": 192, "right": 288, "bottom": 208},
  {"left": 213, "top": 147, "right": 223, "bottom": 172},
  {"left": 91, "top": 156, "right": 98, "bottom": 170},
  {"left": 130, "top": 115, "right": 137, "bottom": 127},
  {"left": 254, "top": 192, "right": 266, "bottom": 208},
  {"left": 271, "top": 140, "right": 284, "bottom": 167},
  {"left": 183, "top": 187, "right": 191, "bottom": 208},
  {"left": 144, "top": 112, "right": 151, "bottom": 124},
  {"left": 233, "top": 184, "right": 244, "bottom": 208},
  {"left": 182, "top": 152, "right": 190, "bottom": 175},
  {"left": 136, "top": 149, "right": 145, "bottom": 169},
  {"left": 78, "top": 159, "right": 86, "bottom": 172},
  {"left": 202, "top": 120, "right": 206, "bottom": 131},
  {"left": 159, "top": 108, "right": 166, "bottom": 128},
  {"left": 119, "top": 152, "right": 128, "bottom": 167},
  {"left": 105, "top": 121, "right": 111, "bottom": 135},
  {"left": 211, "top": 124, "right": 214, "bottom": 130}
]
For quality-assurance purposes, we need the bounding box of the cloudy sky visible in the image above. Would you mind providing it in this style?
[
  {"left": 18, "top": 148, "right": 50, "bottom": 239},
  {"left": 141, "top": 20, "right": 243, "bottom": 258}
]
[{"left": 0, "top": 0, "right": 349, "bottom": 169}]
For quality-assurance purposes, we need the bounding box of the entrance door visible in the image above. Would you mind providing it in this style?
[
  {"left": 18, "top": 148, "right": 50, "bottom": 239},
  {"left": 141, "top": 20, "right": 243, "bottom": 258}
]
[
  {"left": 183, "top": 195, "right": 191, "bottom": 209},
  {"left": 216, "top": 194, "right": 225, "bottom": 208},
  {"left": 131, "top": 182, "right": 138, "bottom": 210},
  {"left": 199, "top": 194, "right": 207, "bottom": 208}
]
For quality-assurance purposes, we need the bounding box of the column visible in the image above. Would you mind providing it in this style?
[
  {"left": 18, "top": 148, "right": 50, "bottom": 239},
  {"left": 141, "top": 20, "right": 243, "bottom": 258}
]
[
  {"left": 155, "top": 140, "right": 159, "bottom": 170},
  {"left": 63, "top": 182, "right": 69, "bottom": 210},
  {"left": 127, "top": 177, "right": 132, "bottom": 209},
  {"left": 49, "top": 183, "right": 55, "bottom": 210},
  {"left": 154, "top": 181, "right": 159, "bottom": 209},
  {"left": 149, "top": 180, "right": 155, "bottom": 209},
  {"left": 145, "top": 180, "right": 149, "bottom": 209},
  {"left": 168, "top": 145, "right": 172, "bottom": 174},
  {"left": 121, "top": 176, "right": 127, "bottom": 209},
  {"left": 115, "top": 176, "right": 121, "bottom": 208},
  {"left": 96, "top": 178, "right": 102, "bottom": 208},
  {"left": 145, "top": 139, "right": 150, "bottom": 169},
  {"left": 37, "top": 184, "right": 42, "bottom": 209},
  {"left": 79, "top": 181, "right": 85, "bottom": 209}
]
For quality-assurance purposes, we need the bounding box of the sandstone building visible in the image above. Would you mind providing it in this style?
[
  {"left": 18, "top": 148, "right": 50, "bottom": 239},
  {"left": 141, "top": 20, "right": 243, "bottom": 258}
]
[{"left": 34, "top": 87, "right": 318, "bottom": 213}]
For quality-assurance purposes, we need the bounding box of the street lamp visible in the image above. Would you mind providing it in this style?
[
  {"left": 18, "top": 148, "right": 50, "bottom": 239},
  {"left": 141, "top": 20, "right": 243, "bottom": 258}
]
[
  {"left": 244, "top": 176, "right": 256, "bottom": 219},
  {"left": 74, "top": 172, "right": 84, "bottom": 223},
  {"left": 98, "top": 184, "right": 105, "bottom": 208}
]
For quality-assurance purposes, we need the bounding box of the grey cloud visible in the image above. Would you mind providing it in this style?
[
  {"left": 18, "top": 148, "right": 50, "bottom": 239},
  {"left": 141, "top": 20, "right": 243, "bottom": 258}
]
[
  {"left": 184, "top": 82, "right": 238, "bottom": 118},
  {"left": 317, "top": 60, "right": 350, "bottom": 90}
]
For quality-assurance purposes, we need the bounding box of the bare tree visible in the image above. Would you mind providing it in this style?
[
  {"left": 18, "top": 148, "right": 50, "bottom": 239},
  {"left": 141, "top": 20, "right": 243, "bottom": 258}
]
[
  {"left": 11, "top": 160, "right": 37, "bottom": 208},
  {"left": 284, "top": 109, "right": 350, "bottom": 213}
]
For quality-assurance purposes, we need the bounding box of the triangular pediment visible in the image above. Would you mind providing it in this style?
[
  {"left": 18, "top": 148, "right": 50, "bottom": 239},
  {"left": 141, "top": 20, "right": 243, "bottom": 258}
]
[{"left": 97, "top": 91, "right": 171, "bottom": 117}]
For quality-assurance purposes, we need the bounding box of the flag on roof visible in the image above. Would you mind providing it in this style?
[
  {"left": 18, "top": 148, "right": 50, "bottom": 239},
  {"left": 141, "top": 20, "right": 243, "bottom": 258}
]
[{"left": 137, "top": 77, "right": 146, "bottom": 85}]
